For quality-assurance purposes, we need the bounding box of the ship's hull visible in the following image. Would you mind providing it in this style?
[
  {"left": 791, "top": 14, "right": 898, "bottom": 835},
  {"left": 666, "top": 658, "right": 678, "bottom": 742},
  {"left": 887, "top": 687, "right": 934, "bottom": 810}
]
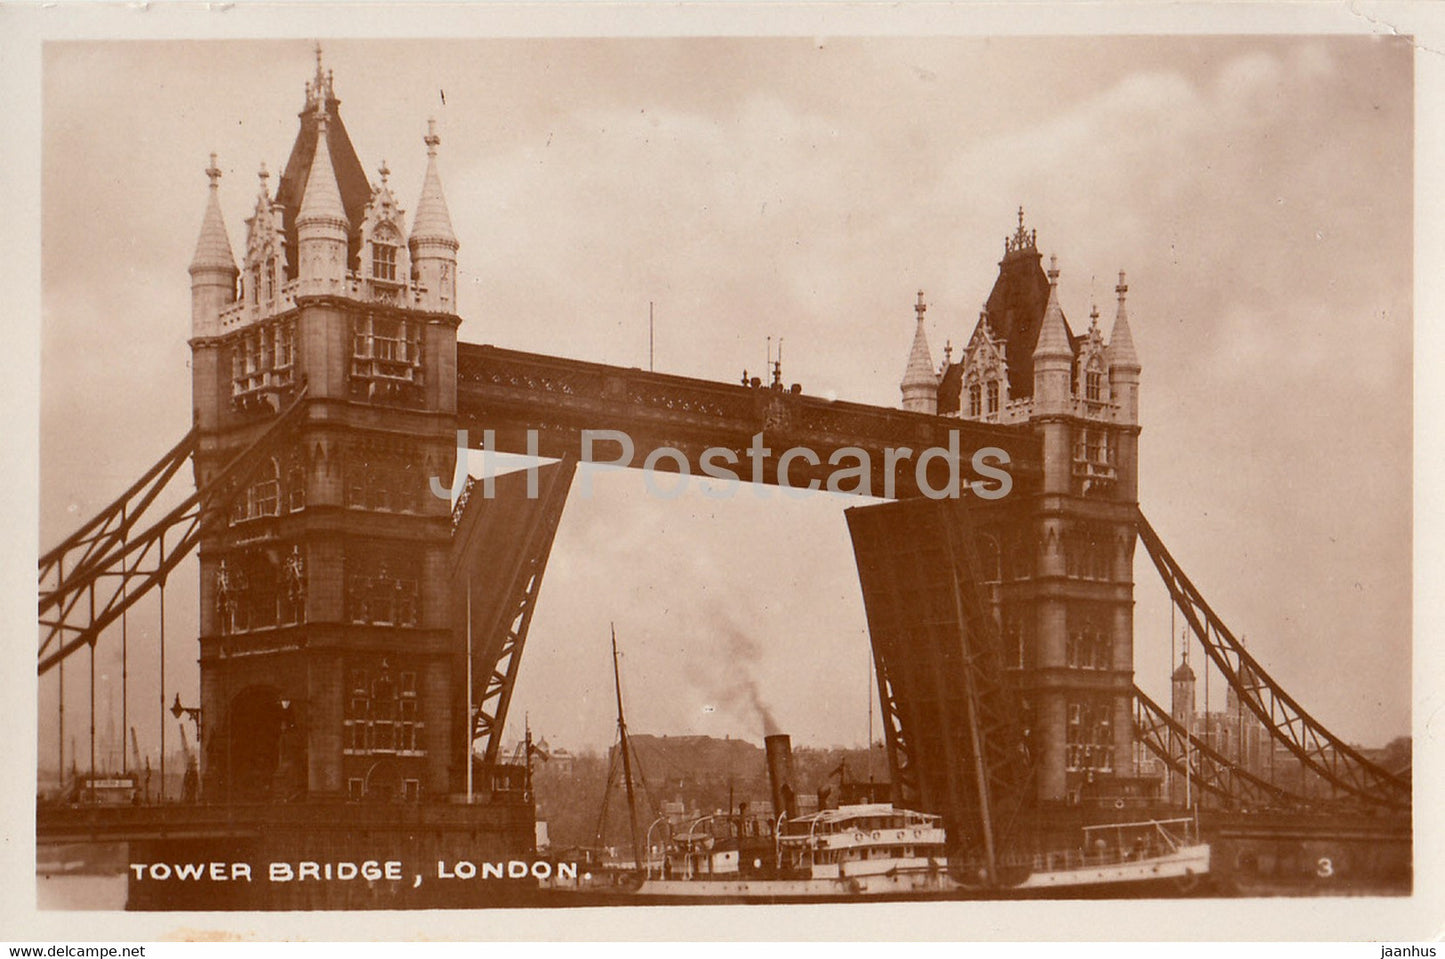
[{"left": 540, "top": 843, "right": 1211, "bottom": 904}]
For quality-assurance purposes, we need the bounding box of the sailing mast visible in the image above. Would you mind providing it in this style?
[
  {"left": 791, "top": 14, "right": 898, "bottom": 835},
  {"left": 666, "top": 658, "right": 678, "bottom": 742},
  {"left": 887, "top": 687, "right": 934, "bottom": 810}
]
[{"left": 611, "top": 624, "right": 644, "bottom": 873}]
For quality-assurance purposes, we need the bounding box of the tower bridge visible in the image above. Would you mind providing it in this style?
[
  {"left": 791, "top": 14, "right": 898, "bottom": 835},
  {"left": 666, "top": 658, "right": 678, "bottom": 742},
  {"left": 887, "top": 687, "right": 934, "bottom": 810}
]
[{"left": 36, "top": 55, "right": 1410, "bottom": 906}]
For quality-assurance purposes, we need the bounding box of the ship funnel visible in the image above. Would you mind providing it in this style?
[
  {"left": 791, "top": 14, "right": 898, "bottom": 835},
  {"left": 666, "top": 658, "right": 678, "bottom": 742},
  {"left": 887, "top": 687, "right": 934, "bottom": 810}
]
[{"left": 764, "top": 733, "right": 797, "bottom": 820}]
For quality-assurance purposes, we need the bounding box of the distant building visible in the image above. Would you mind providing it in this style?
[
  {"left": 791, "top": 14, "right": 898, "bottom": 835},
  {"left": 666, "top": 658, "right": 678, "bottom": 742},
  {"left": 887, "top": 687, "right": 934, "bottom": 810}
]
[{"left": 1168, "top": 648, "right": 1326, "bottom": 804}]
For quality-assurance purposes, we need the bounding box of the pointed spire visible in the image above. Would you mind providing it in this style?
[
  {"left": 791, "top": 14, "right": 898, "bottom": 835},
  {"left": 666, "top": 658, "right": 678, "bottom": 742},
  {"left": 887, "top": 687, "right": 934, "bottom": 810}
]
[
  {"left": 1032, "top": 254, "right": 1072, "bottom": 361},
  {"left": 190, "top": 153, "right": 238, "bottom": 275},
  {"left": 1107, "top": 269, "right": 1140, "bottom": 370},
  {"left": 410, "top": 118, "right": 458, "bottom": 248},
  {"left": 901, "top": 290, "right": 939, "bottom": 389},
  {"left": 296, "top": 110, "right": 348, "bottom": 232},
  {"left": 306, "top": 42, "right": 335, "bottom": 112}
]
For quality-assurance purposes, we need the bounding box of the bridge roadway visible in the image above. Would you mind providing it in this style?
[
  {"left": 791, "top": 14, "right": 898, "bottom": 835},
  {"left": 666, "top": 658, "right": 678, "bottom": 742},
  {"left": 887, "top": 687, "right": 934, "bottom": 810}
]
[{"left": 455, "top": 344, "right": 1042, "bottom": 499}]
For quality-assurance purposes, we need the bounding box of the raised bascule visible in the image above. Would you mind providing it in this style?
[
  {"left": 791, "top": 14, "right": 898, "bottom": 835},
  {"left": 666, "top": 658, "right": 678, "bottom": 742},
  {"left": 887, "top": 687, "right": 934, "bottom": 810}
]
[{"left": 36, "top": 57, "right": 1410, "bottom": 907}]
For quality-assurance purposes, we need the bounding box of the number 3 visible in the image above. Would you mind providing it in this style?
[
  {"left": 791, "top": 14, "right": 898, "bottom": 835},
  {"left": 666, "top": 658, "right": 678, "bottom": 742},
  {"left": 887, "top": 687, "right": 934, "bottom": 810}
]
[{"left": 1316, "top": 857, "right": 1334, "bottom": 878}]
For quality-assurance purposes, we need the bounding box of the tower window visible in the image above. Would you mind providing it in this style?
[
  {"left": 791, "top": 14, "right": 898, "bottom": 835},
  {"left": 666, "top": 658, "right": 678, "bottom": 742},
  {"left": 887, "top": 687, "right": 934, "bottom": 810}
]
[
  {"left": 1065, "top": 697, "right": 1115, "bottom": 773},
  {"left": 1066, "top": 620, "right": 1111, "bottom": 670},
  {"left": 986, "top": 380, "right": 999, "bottom": 414},
  {"left": 287, "top": 459, "right": 306, "bottom": 512},
  {"left": 967, "top": 383, "right": 982, "bottom": 418},
  {"left": 1086, "top": 369, "right": 1102, "bottom": 402},
  {"left": 344, "top": 661, "right": 426, "bottom": 758},
  {"left": 231, "top": 458, "right": 280, "bottom": 523},
  {"left": 274, "top": 322, "right": 294, "bottom": 369},
  {"left": 372, "top": 243, "right": 398, "bottom": 283}
]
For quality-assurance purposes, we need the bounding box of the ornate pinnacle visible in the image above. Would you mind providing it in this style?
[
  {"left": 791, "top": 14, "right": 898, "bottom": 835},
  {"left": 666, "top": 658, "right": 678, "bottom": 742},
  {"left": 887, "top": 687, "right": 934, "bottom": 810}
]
[
  {"left": 1116, "top": 270, "right": 1129, "bottom": 301},
  {"left": 308, "top": 43, "right": 334, "bottom": 108},
  {"left": 1047, "top": 253, "right": 1060, "bottom": 284},
  {"left": 378, "top": 159, "right": 391, "bottom": 186},
  {"left": 425, "top": 117, "right": 440, "bottom": 157},
  {"left": 206, "top": 152, "right": 222, "bottom": 188},
  {"left": 1007, "top": 205, "right": 1038, "bottom": 254},
  {"left": 914, "top": 289, "right": 927, "bottom": 319}
]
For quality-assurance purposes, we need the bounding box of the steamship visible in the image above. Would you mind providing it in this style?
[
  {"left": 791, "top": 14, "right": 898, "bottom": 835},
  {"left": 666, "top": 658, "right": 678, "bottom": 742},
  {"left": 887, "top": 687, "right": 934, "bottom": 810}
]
[{"left": 544, "top": 732, "right": 1210, "bottom": 903}]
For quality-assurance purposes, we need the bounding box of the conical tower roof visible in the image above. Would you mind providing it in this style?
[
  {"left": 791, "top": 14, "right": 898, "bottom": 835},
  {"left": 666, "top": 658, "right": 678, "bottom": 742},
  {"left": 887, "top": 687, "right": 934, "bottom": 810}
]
[
  {"left": 1107, "top": 270, "right": 1141, "bottom": 371},
  {"left": 296, "top": 111, "right": 349, "bottom": 232},
  {"left": 1032, "top": 255, "right": 1074, "bottom": 361},
  {"left": 410, "top": 119, "right": 458, "bottom": 248},
  {"left": 901, "top": 290, "right": 939, "bottom": 389},
  {"left": 189, "top": 154, "right": 238, "bottom": 275}
]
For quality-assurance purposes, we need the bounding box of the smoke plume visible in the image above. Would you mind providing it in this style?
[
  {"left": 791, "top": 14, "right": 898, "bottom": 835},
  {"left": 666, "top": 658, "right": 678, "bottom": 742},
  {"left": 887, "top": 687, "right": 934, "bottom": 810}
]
[{"left": 684, "top": 612, "right": 782, "bottom": 739}]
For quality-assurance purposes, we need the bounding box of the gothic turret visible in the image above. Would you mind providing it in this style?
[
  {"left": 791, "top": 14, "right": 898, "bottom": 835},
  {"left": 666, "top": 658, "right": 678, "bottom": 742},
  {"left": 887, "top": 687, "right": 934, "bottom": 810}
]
[
  {"left": 900, "top": 290, "right": 939, "bottom": 414},
  {"left": 296, "top": 109, "right": 350, "bottom": 290},
  {"left": 189, "top": 154, "right": 239, "bottom": 339},
  {"left": 1106, "top": 271, "right": 1141, "bottom": 425},
  {"left": 409, "top": 119, "right": 459, "bottom": 312},
  {"left": 1030, "top": 254, "right": 1074, "bottom": 414}
]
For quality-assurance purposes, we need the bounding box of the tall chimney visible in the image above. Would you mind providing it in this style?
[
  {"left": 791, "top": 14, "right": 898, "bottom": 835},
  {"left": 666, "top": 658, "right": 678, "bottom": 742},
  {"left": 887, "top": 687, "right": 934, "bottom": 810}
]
[{"left": 764, "top": 733, "right": 797, "bottom": 820}]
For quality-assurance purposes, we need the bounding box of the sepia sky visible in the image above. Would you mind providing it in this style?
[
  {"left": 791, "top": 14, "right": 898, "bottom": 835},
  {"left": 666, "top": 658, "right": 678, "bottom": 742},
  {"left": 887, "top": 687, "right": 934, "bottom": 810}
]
[{"left": 37, "top": 34, "right": 1412, "bottom": 760}]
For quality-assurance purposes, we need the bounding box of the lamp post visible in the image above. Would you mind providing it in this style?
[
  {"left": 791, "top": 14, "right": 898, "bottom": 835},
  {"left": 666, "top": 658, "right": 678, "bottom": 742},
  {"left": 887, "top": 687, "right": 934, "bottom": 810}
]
[{"left": 170, "top": 693, "right": 202, "bottom": 801}]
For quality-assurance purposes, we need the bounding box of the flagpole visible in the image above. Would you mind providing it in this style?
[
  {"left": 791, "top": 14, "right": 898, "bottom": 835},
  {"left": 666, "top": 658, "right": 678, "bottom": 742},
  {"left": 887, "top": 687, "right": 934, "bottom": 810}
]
[{"left": 466, "top": 577, "right": 473, "bottom": 805}]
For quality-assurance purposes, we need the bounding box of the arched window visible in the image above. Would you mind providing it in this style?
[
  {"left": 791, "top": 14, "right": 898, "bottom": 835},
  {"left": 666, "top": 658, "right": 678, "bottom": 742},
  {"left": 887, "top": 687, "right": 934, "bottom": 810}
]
[
  {"left": 967, "top": 382, "right": 982, "bottom": 418},
  {"left": 346, "top": 548, "right": 421, "bottom": 626},
  {"left": 1067, "top": 620, "right": 1111, "bottom": 670},
  {"left": 217, "top": 548, "right": 278, "bottom": 633},
  {"left": 986, "top": 380, "right": 1000, "bottom": 414},
  {"left": 274, "top": 320, "right": 294, "bottom": 369},
  {"left": 278, "top": 544, "right": 306, "bottom": 626},
  {"left": 1085, "top": 367, "right": 1102, "bottom": 402},
  {"left": 372, "top": 226, "right": 400, "bottom": 283},
  {"left": 1066, "top": 696, "right": 1115, "bottom": 773}
]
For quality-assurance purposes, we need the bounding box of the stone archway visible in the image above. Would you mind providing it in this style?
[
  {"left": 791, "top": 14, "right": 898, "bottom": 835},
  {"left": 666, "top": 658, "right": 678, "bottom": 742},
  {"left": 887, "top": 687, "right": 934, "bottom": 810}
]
[
  {"left": 228, "top": 685, "right": 288, "bottom": 801},
  {"left": 364, "top": 759, "right": 402, "bottom": 803}
]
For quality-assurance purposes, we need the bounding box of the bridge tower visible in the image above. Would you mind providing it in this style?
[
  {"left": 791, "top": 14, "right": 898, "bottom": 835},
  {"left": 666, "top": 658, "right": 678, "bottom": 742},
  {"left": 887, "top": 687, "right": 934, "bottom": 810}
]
[
  {"left": 187, "top": 57, "right": 462, "bottom": 803},
  {"left": 928, "top": 212, "right": 1144, "bottom": 806}
]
